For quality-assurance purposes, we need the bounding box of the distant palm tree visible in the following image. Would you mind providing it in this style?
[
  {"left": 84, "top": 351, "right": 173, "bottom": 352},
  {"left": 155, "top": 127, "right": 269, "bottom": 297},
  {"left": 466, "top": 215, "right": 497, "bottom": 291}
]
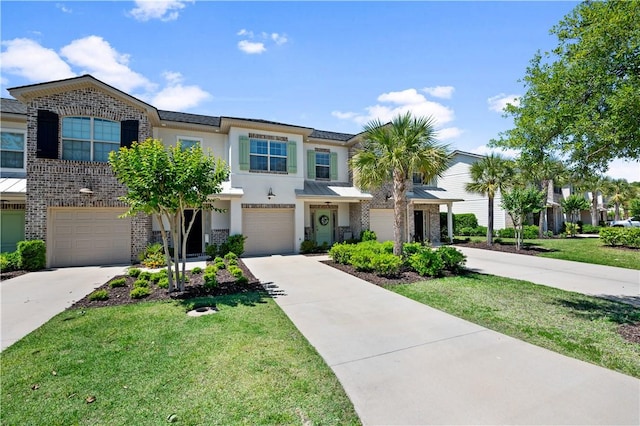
[
  {"left": 465, "top": 154, "right": 514, "bottom": 245},
  {"left": 606, "top": 178, "right": 631, "bottom": 221},
  {"left": 350, "top": 112, "right": 451, "bottom": 255}
]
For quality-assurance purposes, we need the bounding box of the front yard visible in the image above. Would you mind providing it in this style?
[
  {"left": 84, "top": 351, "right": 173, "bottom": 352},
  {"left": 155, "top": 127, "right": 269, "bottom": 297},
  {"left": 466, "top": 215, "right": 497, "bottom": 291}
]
[{"left": 0, "top": 293, "right": 360, "bottom": 425}]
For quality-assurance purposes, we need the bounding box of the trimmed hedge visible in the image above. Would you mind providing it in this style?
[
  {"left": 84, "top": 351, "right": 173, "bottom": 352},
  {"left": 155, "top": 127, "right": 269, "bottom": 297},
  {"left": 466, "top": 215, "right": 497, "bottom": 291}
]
[
  {"left": 496, "top": 225, "right": 539, "bottom": 240},
  {"left": 600, "top": 227, "right": 640, "bottom": 248},
  {"left": 17, "top": 240, "right": 46, "bottom": 271}
]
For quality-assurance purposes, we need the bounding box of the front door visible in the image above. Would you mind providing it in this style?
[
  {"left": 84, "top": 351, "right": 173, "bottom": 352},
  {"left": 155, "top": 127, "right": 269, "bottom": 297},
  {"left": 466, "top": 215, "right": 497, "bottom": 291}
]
[
  {"left": 414, "top": 210, "right": 424, "bottom": 243},
  {"left": 184, "top": 210, "right": 203, "bottom": 255},
  {"left": 315, "top": 209, "right": 333, "bottom": 246}
]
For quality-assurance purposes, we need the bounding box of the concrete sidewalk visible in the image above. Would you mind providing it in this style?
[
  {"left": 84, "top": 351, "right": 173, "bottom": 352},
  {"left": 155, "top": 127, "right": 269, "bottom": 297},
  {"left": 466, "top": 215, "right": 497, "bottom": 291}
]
[
  {"left": 1, "top": 265, "right": 128, "bottom": 351},
  {"left": 458, "top": 246, "right": 640, "bottom": 306},
  {"left": 244, "top": 255, "right": 640, "bottom": 425}
]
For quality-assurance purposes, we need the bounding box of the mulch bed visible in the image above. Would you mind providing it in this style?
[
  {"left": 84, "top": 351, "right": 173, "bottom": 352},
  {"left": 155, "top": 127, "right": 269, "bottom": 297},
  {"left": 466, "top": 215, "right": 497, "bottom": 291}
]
[
  {"left": 453, "top": 240, "right": 556, "bottom": 256},
  {"left": 618, "top": 323, "right": 640, "bottom": 344},
  {"left": 0, "top": 270, "right": 28, "bottom": 281},
  {"left": 70, "top": 260, "right": 262, "bottom": 310}
]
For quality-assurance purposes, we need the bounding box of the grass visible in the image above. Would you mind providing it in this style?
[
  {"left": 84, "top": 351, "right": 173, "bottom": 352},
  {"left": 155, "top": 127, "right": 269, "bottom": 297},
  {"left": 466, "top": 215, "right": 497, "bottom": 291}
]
[
  {"left": 1, "top": 293, "right": 360, "bottom": 425},
  {"left": 466, "top": 236, "right": 640, "bottom": 270},
  {"left": 386, "top": 273, "right": 640, "bottom": 378}
]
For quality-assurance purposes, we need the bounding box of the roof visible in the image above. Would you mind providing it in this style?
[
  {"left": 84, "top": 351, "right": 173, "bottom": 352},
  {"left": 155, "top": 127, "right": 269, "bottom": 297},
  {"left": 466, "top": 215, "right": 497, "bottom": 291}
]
[
  {"left": 295, "top": 180, "right": 372, "bottom": 201},
  {"left": 0, "top": 98, "right": 26, "bottom": 115},
  {"left": 158, "top": 110, "right": 221, "bottom": 127},
  {"left": 408, "top": 186, "right": 463, "bottom": 204},
  {"left": 0, "top": 178, "right": 27, "bottom": 200},
  {"left": 308, "top": 129, "right": 355, "bottom": 142}
]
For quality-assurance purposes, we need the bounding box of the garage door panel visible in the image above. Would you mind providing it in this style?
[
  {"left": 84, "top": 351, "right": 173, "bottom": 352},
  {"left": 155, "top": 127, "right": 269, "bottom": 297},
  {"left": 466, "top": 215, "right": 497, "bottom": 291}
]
[
  {"left": 49, "top": 208, "right": 131, "bottom": 267},
  {"left": 243, "top": 209, "right": 294, "bottom": 256}
]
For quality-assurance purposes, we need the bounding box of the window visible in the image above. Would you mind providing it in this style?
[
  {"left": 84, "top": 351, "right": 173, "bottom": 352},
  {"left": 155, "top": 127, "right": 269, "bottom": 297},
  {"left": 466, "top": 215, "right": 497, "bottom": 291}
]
[
  {"left": 62, "top": 117, "right": 120, "bottom": 162},
  {"left": 1, "top": 131, "right": 26, "bottom": 170},
  {"left": 177, "top": 137, "right": 201, "bottom": 150},
  {"left": 315, "top": 152, "right": 330, "bottom": 180},
  {"left": 412, "top": 172, "right": 437, "bottom": 187},
  {"left": 250, "top": 138, "right": 287, "bottom": 172}
]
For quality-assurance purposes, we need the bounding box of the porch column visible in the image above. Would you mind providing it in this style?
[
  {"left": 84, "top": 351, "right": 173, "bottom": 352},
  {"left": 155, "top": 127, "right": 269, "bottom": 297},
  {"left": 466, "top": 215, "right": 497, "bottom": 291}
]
[{"left": 447, "top": 203, "right": 453, "bottom": 242}]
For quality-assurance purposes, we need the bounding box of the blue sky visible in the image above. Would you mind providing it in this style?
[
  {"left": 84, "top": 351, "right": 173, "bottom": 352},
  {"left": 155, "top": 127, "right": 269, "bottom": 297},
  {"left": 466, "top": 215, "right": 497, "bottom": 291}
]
[{"left": 1, "top": 1, "right": 637, "bottom": 181}]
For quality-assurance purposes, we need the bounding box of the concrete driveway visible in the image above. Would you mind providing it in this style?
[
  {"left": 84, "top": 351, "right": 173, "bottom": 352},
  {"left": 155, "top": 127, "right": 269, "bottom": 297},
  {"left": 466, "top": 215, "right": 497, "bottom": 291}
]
[
  {"left": 1, "top": 265, "right": 128, "bottom": 351},
  {"left": 458, "top": 246, "right": 640, "bottom": 306},
  {"left": 244, "top": 255, "right": 640, "bottom": 425}
]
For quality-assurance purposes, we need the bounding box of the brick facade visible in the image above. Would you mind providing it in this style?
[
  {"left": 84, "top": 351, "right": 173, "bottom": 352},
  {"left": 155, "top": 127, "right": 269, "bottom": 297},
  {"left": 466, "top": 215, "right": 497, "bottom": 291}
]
[{"left": 24, "top": 86, "right": 153, "bottom": 262}]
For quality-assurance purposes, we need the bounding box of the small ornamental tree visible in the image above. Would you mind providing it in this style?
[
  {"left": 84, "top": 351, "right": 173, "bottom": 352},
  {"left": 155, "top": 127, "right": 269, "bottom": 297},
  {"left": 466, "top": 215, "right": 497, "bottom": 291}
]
[
  {"left": 561, "top": 194, "right": 590, "bottom": 225},
  {"left": 109, "top": 138, "right": 229, "bottom": 292},
  {"left": 500, "top": 187, "right": 545, "bottom": 250}
]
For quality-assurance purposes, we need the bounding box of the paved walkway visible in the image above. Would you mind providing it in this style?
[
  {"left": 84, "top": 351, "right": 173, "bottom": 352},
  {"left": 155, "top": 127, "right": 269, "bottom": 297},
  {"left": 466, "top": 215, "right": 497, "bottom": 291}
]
[
  {"left": 244, "top": 255, "right": 640, "bottom": 425},
  {"left": 457, "top": 247, "right": 640, "bottom": 306},
  {"left": 1, "top": 265, "right": 128, "bottom": 351}
]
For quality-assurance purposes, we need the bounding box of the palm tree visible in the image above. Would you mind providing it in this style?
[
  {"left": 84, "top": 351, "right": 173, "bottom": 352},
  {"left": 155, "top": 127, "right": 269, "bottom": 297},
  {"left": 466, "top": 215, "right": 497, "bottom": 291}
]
[
  {"left": 465, "top": 154, "right": 514, "bottom": 245},
  {"left": 350, "top": 112, "right": 451, "bottom": 255},
  {"left": 605, "top": 178, "right": 631, "bottom": 221}
]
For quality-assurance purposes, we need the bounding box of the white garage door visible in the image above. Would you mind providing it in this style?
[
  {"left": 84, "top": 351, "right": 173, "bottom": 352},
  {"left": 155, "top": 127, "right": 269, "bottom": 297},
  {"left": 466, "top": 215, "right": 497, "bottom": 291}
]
[
  {"left": 49, "top": 208, "right": 131, "bottom": 267},
  {"left": 243, "top": 209, "right": 294, "bottom": 256},
  {"left": 370, "top": 209, "right": 395, "bottom": 243}
]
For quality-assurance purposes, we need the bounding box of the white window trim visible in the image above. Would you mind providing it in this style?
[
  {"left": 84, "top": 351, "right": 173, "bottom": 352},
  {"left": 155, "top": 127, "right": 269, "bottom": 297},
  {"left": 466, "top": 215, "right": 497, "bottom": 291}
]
[
  {"left": 315, "top": 151, "right": 330, "bottom": 181},
  {"left": 0, "top": 128, "right": 27, "bottom": 172},
  {"left": 177, "top": 136, "right": 203, "bottom": 149},
  {"left": 250, "top": 138, "right": 287, "bottom": 173},
  {"left": 61, "top": 116, "right": 120, "bottom": 162}
]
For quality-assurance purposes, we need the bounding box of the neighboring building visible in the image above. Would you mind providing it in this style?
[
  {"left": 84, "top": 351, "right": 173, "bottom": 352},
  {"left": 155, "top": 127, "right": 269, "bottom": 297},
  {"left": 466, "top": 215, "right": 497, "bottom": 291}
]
[
  {"left": 0, "top": 75, "right": 459, "bottom": 267},
  {"left": 437, "top": 150, "right": 509, "bottom": 230}
]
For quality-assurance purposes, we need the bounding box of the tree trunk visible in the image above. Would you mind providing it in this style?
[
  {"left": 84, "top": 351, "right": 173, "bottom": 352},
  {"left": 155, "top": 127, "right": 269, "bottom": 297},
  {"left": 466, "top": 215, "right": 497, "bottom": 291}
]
[
  {"left": 157, "top": 213, "right": 174, "bottom": 293},
  {"left": 614, "top": 203, "right": 621, "bottom": 221},
  {"left": 392, "top": 170, "right": 406, "bottom": 256},
  {"left": 487, "top": 195, "right": 494, "bottom": 246},
  {"left": 591, "top": 193, "right": 598, "bottom": 226}
]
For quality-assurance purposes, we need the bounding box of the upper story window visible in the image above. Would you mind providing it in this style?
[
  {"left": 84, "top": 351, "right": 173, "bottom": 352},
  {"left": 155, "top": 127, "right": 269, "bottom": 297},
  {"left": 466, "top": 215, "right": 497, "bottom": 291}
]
[
  {"left": 1, "top": 130, "right": 26, "bottom": 171},
  {"left": 412, "top": 172, "right": 437, "bottom": 187},
  {"left": 249, "top": 138, "right": 287, "bottom": 173},
  {"left": 177, "top": 137, "right": 202, "bottom": 150},
  {"left": 315, "top": 152, "right": 330, "bottom": 180},
  {"left": 62, "top": 117, "right": 121, "bottom": 162},
  {"left": 307, "top": 149, "right": 338, "bottom": 181}
]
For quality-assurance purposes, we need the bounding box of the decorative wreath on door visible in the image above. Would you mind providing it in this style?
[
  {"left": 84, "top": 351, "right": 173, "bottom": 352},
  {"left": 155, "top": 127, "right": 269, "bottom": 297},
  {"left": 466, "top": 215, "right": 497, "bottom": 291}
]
[{"left": 319, "top": 214, "right": 330, "bottom": 226}]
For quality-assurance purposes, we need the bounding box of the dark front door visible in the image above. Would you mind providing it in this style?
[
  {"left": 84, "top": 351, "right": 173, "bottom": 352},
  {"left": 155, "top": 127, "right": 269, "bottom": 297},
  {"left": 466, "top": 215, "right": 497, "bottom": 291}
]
[
  {"left": 414, "top": 210, "right": 424, "bottom": 243},
  {"left": 184, "top": 210, "right": 202, "bottom": 255}
]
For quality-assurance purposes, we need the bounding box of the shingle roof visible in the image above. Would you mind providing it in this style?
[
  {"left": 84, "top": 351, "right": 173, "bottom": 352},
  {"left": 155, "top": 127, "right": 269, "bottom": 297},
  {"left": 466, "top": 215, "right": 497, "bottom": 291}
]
[
  {"left": 158, "top": 110, "right": 221, "bottom": 127},
  {"left": 309, "top": 129, "right": 355, "bottom": 142},
  {"left": 0, "top": 98, "right": 27, "bottom": 115}
]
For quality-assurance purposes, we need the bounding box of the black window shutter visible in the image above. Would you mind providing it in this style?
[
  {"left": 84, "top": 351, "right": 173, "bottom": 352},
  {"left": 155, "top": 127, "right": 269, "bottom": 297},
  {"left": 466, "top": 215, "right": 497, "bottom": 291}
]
[
  {"left": 120, "top": 120, "right": 139, "bottom": 148},
  {"left": 36, "top": 110, "right": 59, "bottom": 159}
]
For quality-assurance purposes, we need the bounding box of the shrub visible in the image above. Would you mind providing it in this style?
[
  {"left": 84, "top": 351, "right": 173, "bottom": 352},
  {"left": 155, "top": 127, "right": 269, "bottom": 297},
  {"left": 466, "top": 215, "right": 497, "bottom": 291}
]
[
  {"left": 473, "top": 226, "right": 488, "bottom": 237},
  {"left": 408, "top": 249, "right": 444, "bottom": 277},
  {"left": 205, "top": 264, "right": 218, "bottom": 274},
  {"left": 235, "top": 276, "right": 249, "bottom": 285},
  {"left": 371, "top": 253, "right": 402, "bottom": 277},
  {"left": 600, "top": 227, "right": 640, "bottom": 248},
  {"left": 458, "top": 227, "right": 475, "bottom": 236},
  {"left": 133, "top": 279, "right": 150, "bottom": 288},
  {"left": 565, "top": 222, "right": 580, "bottom": 237},
  {"left": 522, "top": 225, "right": 539, "bottom": 240},
  {"left": 329, "top": 242, "right": 356, "bottom": 264},
  {"left": 497, "top": 228, "right": 514, "bottom": 238},
  {"left": 402, "top": 242, "right": 424, "bottom": 257},
  {"left": 138, "top": 243, "right": 165, "bottom": 269},
  {"left": 581, "top": 224, "right": 601, "bottom": 234},
  {"left": 380, "top": 240, "right": 394, "bottom": 254},
  {"left": 130, "top": 287, "right": 151, "bottom": 299},
  {"left": 218, "top": 234, "right": 246, "bottom": 257},
  {"left": 360, "top": 230, "right": 377, "bottom": 242},
  {"left": 203, "top": 272, "right": 218, "bottom": 289},
  {"left": 109, "top": 277, "right": 127, "bottom": 288},
  {"left": 150, "top": 270, "right": 167, "bottom": 282},
  {"left": 17, "top": 240, "right": 46, "bottom": 271},
  {"left": 128, "top": 268, "right": 142, "bottom": 277},
  {"left": 191, "top": 266, "right": 203, "bottom": 274},
  {"left": 1, "top": 251, "right": 21, "bottom": 272},
  {"left": 88, "top": 289, "right": 109, "bottom": 301},
  {"left": 436, "top": 246, "right": 466, "bottom": 273},
  {"left": 455, "top": 214, "right": 478, "bottom": 233},
  {"left": 138, "top": 271, "right": 152, "bottom": 281},
  {"left": 157, "top": 277, "right": 169, "bottom": 289},
  {"left": 300, "top": 240, "right": 317, "bottom": 254},
  {"left": 623, "top": 228, "right": 640, "bottom": 248},
  {"left": 228, "top": 265, "right": 244, "bottom": 279},
  {"left": 350, "top": 249, "right": 375, "bottom": 272},
  {"left": 205, "top": 243, "right": 218, "bottom": 259}
]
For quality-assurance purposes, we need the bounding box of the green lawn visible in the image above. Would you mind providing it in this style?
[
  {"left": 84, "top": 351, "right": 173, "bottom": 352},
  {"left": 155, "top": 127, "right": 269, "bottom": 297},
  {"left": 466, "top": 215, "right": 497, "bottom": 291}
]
[
  {"left": 1, "top": 293, "right": 360, "bottom": 425},
  {"left": 386, "top": 274, "right": 640, "bottom": 378},
  {"left": 464, "top": 236, "right": 640, "bottom": 270}
]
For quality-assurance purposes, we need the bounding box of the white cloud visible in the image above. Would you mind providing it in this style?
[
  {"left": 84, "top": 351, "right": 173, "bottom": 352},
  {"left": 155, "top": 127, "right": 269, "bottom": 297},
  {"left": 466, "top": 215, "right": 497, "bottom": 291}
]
[
  {"left": 151, "top": 73, "right": 211, "bottom": 110},
  {"left": 237, "top": 29, "right": 253, "bottom": 37},
  {"left": 238, "top": 40, "right": 266, "bottom": 54},
  {"left": 606, "top": 158, "right": 640, "bottom": 183},
  {"left": 129, "top": 0, "right": 193, "bottom": 22},
  {"left": 56, "top": 3, "right": 72, "bottom": 13},
  {"left": 1, "top": 38, "right": 75, "bottom": 81},
  {"left": 60, "top": 36, "right": 155, "bottom": 93},
  {"left": 488, "top": 93, "right": 520, "bottom": 113},
  {"left": 333, "top": 87, "right": 455, "bottom": 127},
  {"left": 422, "top": 86, "right": 454, "bottom": 99},
  {"left": 271, "top": 33, "right": 288, "bottom": 45},
  {"left": 437, "top": 127, "right": 463, "bottom": 140},
  {"left": 472, "top": 144, "right": 520, "bottom": 159}
]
